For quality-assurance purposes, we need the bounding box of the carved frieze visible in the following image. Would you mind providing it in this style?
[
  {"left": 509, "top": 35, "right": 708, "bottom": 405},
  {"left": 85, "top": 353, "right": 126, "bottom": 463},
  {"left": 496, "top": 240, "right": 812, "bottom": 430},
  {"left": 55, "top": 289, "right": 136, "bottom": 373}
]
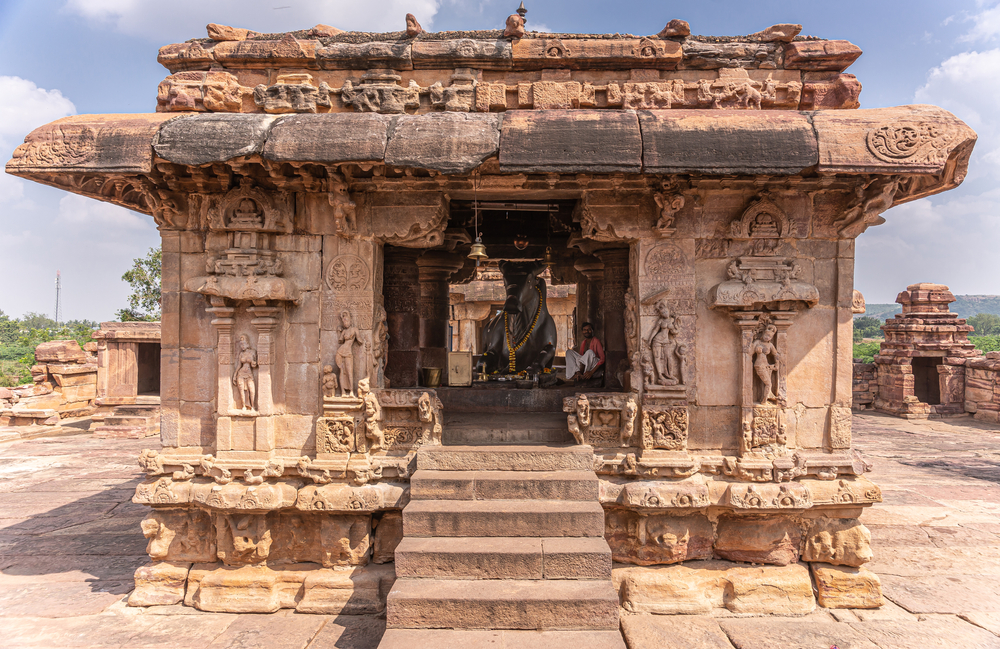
[
  {"left": 157, "top": 70, "right": 249, "bottom": 113},
  {"left": 253, "top": 74, "right": 332, "bottom": 114},
  {"left": 141, "top": 510, "right": 217, "bottom": 562},
  {"left": 317, "top": 417, "right": 356, "bottom": 453},
  {"left": 710, "top": 258, "right": 818, "bottom": 309},
  {"left": 215, "top": 513, "right": 272, "bottom": 565},
  {"left": 565, "top": 392, "right": 638, "bottom": 448},
  {"left": 724, "top": 482, "right": 812, "bottom": 510}
]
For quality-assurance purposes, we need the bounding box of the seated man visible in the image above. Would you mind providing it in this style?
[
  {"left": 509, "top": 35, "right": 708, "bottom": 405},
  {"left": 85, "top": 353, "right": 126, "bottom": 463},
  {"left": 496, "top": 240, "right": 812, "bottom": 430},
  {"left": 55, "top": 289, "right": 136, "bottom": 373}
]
[{"left": 566, "top": 322, "right": 605, "bottom": 381}]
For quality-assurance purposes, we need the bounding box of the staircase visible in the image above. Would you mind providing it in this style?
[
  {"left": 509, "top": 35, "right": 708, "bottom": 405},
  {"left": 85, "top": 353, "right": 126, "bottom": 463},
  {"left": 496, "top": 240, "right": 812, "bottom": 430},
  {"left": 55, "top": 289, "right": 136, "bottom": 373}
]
[
  {"left": 92, "top": 404, "right": 160, "bottom": 439},
  {"left": 380, "top": 444, "right": 624, "bottom": 648}
]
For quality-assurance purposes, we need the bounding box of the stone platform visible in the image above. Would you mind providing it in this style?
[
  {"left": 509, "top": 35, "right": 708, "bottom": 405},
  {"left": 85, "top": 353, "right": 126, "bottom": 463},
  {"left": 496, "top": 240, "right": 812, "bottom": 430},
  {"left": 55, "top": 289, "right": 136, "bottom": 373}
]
[{"left": 1, "top": 412, "right": 999, "bottom": 647}]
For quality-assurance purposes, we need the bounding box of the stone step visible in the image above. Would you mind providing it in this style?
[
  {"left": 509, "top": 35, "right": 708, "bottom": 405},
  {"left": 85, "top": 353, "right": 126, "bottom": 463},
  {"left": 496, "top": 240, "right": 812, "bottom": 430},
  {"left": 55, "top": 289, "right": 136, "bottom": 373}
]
[
  {"left": 403, "top": 500, "right": 605, "bottom": 538},
  {"left": 113, "top": 405, "right": 160, "bottom": 417},
  {"left": 386, "top": 578, "right": 620, "bottom": 630},
  {"left": 411, "top": 470, "right": 598, "bottom": 501},
  {"left": 443, "top": 412, "right": 572, "bottom": 445},
  {"left": 378, "top": 628, "right": 626, "bottom": 649},
  {"left": 395, "top": 537, "right": 611, "bottom": 580},
  {"left": 93, "top": 425, "right": 158, "bottom": 439},
  {"left": 417, "top": 445, "right": 593, "bottom": 472},
  {"left": 103, "top": 416, "right": 153, "bottom": 427}
]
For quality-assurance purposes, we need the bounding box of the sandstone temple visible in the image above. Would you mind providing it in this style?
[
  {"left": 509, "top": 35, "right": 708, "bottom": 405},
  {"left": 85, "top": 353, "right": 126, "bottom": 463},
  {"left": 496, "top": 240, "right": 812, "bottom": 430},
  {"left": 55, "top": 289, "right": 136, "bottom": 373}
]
[{"left": 5, "top": 9, "right": 976, "bottom": 647}]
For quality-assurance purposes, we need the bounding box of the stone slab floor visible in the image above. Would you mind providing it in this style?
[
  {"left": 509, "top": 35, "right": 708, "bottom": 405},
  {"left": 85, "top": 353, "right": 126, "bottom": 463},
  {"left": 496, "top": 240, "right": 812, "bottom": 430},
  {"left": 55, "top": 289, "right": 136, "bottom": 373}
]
[{"left": 1, "top": 412, "right": 999, "bottom": 648}]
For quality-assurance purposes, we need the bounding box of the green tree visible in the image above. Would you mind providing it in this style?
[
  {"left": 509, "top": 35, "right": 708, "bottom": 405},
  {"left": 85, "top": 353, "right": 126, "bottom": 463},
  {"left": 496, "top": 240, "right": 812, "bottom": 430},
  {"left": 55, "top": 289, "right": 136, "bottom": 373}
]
[
  {"left": 117, "top": 247, "right": 162, "bottom": 322},
  {"left": 853, "top": 316, "right": 884, "bottom": 342},
  {"left": 19, "top": 311, "right": 56, "bottom": 331},
  {"left": 968, "top": 313, "right": 1000, "bottom": 336}
]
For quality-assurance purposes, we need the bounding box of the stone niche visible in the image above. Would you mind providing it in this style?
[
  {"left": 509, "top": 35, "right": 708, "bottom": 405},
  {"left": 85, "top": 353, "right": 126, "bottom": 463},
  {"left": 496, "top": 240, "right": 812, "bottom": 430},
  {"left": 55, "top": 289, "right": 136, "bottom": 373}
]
[{"left": 5, "top": 16, "right": 976, "bottom": 616}]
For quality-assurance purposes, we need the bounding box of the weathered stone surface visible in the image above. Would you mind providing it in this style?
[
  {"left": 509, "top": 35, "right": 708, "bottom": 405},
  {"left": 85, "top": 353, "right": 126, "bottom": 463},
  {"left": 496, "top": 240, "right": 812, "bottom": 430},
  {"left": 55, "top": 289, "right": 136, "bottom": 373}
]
[
  {"left": 714, "top": 515, "right": 801, "bottom": 566},
  {"left": 785, "top": 40, "right": 863, "bottom": 71},
  {"left": 751, "top": 23, "right": 802, "bottom": 43},
  {"left": 384, "top": 113, "right": 502, "bottom": 174},
  {"left": 373, "top": 510, "right": 403, "bottom": 563},
  {"left": 190, "top": 565, "right": 282, "bottom": 613},
  {"left": 802, "top": 518, "right": 873, "bottom": 566},
  {"left": 154, "top": 114, "right": 276, "bottom": 166},
  {"left": 6, "top": 113, "right": 177, "bottom": 174},
  {"left": 207, "top": 23, "right": 258, "bottom": 41},
  {"left": 718, "top": 619, "right": 879, "bottom": 649},
  {"left": 33, "top": 340, "right": 87, "bottom": 364},
  {"left": 128, "top": 561, "right": 191, "bottom": 606},
  {"left": 848, "top": 617, "right": 1000, "bottom": 649},
  {"left": 657, "top": 20, "right": 691, "bottom": 38},
  {"left": 616, "top": 561, "right": 814, "bottom": 615},
  {"left": 379, "top": 629, "right": 625, "bottom": 649},
  {"left": 263, "top": 113, "right": 391, "bottom": 162},
  {"left": 296, "top": 565, "right": 388, "bottom": 614},
  {"left": 606, "top": 510, "right": 713, "bottom": 565},
  {"left": 620, "top": 615, "right": 735, "bottom": 649},
  {"left": 811, "top": 563, "right": 883, "bottom": 608},
  {"left": 498, "top": 110, "right": 642, "bottom": 173},
  {"left": 639, "top": 110, "right": 817, "bottom": 175}
]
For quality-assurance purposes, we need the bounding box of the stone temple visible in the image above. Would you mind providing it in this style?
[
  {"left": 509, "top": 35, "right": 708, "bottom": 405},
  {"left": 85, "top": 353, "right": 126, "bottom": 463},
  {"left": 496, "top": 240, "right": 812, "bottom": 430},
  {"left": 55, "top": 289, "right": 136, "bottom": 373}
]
[{"left": 5, "top": 10, "right": 976, "bottom": 647}]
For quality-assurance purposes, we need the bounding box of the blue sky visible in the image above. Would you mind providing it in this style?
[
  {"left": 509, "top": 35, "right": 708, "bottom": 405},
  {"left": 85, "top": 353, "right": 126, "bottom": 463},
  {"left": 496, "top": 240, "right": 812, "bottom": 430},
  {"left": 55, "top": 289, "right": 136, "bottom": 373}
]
[{"left": 1, "top": 0, "right": 999, "bottom": 320}]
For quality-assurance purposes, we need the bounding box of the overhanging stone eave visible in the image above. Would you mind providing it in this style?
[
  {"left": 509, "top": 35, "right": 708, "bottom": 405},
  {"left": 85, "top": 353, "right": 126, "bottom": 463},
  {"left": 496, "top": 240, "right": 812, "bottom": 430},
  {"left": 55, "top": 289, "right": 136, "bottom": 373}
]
[{"left": 5, "top": 105, "right": 976, "bottom": 198}]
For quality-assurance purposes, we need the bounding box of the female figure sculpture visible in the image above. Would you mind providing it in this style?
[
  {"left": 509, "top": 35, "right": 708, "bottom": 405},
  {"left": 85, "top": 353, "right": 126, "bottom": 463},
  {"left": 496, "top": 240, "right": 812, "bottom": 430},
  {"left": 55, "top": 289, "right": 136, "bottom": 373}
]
[
  {"left": 752, "top": 324, "right": 780, "bottom": 403},
  {"left": 233, "top": 334, "right": 257, "bottom": 411},
  {"left": 647, "top": 299, "right": 681, "bottom": 386},
  {"left": 336, "top": 311, "right": 360, "bottom": 397}
]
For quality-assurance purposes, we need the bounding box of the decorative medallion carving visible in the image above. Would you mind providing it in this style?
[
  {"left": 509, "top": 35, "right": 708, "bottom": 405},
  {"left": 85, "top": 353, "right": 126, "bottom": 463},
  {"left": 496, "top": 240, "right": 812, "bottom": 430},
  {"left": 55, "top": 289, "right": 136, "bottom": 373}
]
[
  {"left": 325, "top": 255, "right": 370, "bottom": 292},
  {"left": 866, "top": 123, "right": 962, "bottom": 165}
]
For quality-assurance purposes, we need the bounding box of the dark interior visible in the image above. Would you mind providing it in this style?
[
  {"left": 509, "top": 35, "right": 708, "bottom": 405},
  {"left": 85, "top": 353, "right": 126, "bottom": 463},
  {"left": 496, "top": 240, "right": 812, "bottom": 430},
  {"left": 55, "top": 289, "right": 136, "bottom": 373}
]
[
  {"left": 137, "top": 343, "right": 161, "bottom": 395},
  {"left": 912, "top": 356, "right": 942, "bottom": 405}
]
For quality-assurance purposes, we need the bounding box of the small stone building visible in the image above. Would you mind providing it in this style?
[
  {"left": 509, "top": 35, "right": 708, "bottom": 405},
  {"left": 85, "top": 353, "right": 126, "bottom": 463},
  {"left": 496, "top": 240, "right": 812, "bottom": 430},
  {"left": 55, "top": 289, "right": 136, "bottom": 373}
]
[
  {"left": 873, "top": 284, "right": 979, "bottom": 418},
  {"left": 6, "top": 12, "right": 976, "bottom": 638},
  {"left": 91, "top": 322, "right": 162, "bottom": 437}
]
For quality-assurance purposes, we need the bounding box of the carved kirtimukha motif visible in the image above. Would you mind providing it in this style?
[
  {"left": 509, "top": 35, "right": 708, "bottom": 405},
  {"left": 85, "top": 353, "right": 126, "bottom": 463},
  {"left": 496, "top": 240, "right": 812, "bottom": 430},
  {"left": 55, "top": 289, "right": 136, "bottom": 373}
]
[{"left": 641, "top": 407, "right": 689, "bottom": 450}]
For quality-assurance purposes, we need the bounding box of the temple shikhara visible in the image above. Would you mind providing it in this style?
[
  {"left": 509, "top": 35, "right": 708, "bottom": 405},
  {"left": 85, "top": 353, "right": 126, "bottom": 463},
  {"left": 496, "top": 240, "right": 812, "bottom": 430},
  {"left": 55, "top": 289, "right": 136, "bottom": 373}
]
[{"left": 5, "top": 7, "right": 977, "bottom": 646}]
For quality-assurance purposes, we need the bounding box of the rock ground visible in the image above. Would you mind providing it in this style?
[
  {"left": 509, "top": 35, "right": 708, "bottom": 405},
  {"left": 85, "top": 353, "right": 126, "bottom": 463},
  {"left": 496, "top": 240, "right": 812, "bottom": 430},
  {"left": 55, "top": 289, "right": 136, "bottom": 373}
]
[{"left": 1, "top": 411, "right": 998, "bottom": 648}]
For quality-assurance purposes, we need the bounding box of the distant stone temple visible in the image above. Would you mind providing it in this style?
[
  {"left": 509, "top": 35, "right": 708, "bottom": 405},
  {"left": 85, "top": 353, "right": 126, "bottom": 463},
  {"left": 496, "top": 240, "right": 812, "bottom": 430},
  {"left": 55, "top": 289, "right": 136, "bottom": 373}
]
[
  {"left": 6, "top": 8, "right": 976, "bottom": 643},
  {"left": 90, "top": 321, "right": 162, "bottom": 438}
]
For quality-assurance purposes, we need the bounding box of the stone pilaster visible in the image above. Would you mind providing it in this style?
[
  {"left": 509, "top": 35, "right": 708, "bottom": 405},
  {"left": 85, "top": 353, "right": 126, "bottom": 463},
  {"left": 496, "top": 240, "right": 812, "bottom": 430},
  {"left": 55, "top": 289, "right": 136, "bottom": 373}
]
[
  {"left": 595, "top": 248, "right": 629, "bottom": 388},
  {"left": 417, "top": 251, "right": 465, "bottom": 378},
  {"left": 384, "top": 248, "right": 421, "bottom": 387}
]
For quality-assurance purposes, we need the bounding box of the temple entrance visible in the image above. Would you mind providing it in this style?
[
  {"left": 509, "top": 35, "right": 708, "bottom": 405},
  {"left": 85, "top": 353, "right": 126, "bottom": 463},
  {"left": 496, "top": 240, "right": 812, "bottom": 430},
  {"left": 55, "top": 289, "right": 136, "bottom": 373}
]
[
  {"left": 382, "top": 198, "right": 630, "bottom": 441},
  {"left": 136, "top": 343, "right": 161, "bottom": 396},
  {"left": 912, "top": 357, "right": 942, "bottom": 405}
]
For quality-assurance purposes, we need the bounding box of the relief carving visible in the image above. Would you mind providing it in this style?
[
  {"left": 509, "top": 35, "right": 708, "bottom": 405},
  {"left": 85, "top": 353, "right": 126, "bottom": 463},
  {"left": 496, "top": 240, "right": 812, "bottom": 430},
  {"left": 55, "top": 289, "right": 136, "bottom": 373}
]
[
  {"left": 317, "top": 417, "right": 356, "bottom": 453},
  {"left": 233, "top": 334, "right": 258, "bottom": 412},
  {"left": 157, "top": 70, "right": 248, "bottom": 112},
  {"left": 417, "top": 392, "right": 443, "bottom": 445},
  {"left": 215, "top": 513, "right": 272, "bottom": 565},
  {"left": 647, "top": 299, "right": 685, "bottom": 387},
  {"left": 341, "top": 72, "right": 420, "bottom": 114},
  {"left": 362, "top": 380, "right": 385, "bottom": 452},
  {"left": 834, "top": 177, "right": 899, "bottom": 238},
  {"left": 730, "top": 194, "right": 787, "bottom": 239},
  {"left": 336, "top": 311, "right": 362, "bottom": 397},
  {"left": 866, "top": 123, "right": 963, "bottom": 165},
  {"left": 9, "top": 124, "right": 96, "bottom": 169},
  {"left": 325, "top": 255, "right": 369, "bottom": 292},
  {"left": 653, "top": 192, "right": 684, "bottom": 236},
  {"left": 327, "top": 173, "right": 358, "bottom": 238},
  {"left": 253, "top": 74, "right": 332, "bottom": 113},
  {"left": 322, "top": 364, "right": 339, "bottom": 398},
  {"left": 641, "top": 406, "right": 689, "bottom": 451},
  {"left": 751, "top": 322, "right": 781, "bottom": 404}
]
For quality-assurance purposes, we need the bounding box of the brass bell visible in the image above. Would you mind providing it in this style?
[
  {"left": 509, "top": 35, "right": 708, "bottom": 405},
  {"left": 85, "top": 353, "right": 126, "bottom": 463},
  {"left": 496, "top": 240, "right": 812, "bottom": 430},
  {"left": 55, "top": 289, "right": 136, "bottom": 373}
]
[
  {"left": 543, "top": 245, "right": 555, "bottom": 267},
  {"left": 468, "top": 238, "right": 488, "bottom": 261}
]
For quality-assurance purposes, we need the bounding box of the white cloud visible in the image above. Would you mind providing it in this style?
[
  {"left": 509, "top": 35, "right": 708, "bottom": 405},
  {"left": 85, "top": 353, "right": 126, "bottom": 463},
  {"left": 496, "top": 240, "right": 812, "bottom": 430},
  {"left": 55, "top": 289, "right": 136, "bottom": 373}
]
[
  {"left": 961, "top": 3, "right": 1000, "bottom": 42},
  {"left": 64, "top": 0, "right": 442, "bottom": 40},
  {"left": 55, "top": 194, "right": 155, "bottom": 233},
  {"left": 0, "top": 76, "right": 76, "bottom": 157}
]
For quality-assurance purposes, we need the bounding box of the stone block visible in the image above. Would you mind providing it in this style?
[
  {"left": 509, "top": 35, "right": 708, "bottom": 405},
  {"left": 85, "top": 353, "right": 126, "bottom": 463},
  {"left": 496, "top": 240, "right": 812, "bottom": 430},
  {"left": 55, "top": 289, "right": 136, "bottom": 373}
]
[
  {"left": 784, "top": 40, "right": 863, "bottom": 71},
  {"left": 811, "top": 563, "right": 883, "bottom": 609},
  {"left": 802, "top": 518, "right": 873, "bottom": 566},
  {"left": 34, "top": 340, "right": 87, "bottom": 363},
  {"left": 385, "top": 112, "right": 502, "bottom": 175},
  {"left": 191, "top": 564, "right": 282, "bottom": 613},
  {"left": 725, "top": 563, "right": 815, "bottom": 615},
  {"left": 606, "top": 510, "right": 714, "bottom": 566},
  {"left": 714, "top": 515, "right": 801, "bottom": 566},
  {"left": 263, "top": 113, "right": 392, "bottom": 163},
  {"left": 640, "top": 110, "right": 817, "bottom": 175},
  {"left": 128, "top": 561, "right": 192, "bottom": 607},
  {"left": 498, "top": 110, "right": 642, "bottom": 173},
  {"left": 155, "top": 114, "right": 277, "bottom": 166},
  {"left": 620, "top": 616, "right": 735, "bottom": 649},
  {"left": 296, "top": 566, "right": 386, "bottom": 614},
  {"left": 373, "top": 511, "right": 403, "bottom": 564}
]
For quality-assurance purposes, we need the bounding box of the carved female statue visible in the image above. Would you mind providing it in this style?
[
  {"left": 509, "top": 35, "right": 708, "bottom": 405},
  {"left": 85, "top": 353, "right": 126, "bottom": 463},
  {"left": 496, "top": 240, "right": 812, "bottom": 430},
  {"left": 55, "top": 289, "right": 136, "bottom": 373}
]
[
  {"left": 752, "top": 324, "right": 780, "bottom": 403},
  {"left": 647, "top": 299, "right": 681, "bottom": 386},
  {"left": 321, "top": 365, "right": 339, "bottom": 399},
  {"left": 621, "top": 396, "right": 638, "bottom": 447},
  {"left": 363, "top": 388, "right": 384, "bottom": 452},
  {"left": 336, "top": 311, "right": 360, "bottom": 397},
  {"left": 233, "top": 334, "right": 257, "bottom": 411}
]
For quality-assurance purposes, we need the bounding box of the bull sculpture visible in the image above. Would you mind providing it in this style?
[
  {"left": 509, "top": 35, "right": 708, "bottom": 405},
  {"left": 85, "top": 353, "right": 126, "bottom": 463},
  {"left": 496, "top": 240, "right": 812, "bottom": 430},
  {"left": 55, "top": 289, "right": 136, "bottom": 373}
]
[{"left": 476, "top": 261, "right": 557, "bottom": 375}]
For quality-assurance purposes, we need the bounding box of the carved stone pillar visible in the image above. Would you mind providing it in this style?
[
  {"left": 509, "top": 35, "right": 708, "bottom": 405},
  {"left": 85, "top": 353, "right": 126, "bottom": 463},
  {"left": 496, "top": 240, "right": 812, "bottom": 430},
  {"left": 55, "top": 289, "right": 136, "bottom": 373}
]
[
  {"left": 384, "top": 248, "right": 421, "bottom": 387},
  {"left": 595, "top": 248, "right": 629, "bottom": 388},
  {"left": 248, "top": 305, "right": 281, "bottom": 418},
  {"left": 206, "top": 298, "right": 236, "bottom": 416},
  {"left": 573, "top": 256, "right": 604, "bottom": 341},
  {"left": 417, "top": 251, "right": 465, "bottom": 377}
]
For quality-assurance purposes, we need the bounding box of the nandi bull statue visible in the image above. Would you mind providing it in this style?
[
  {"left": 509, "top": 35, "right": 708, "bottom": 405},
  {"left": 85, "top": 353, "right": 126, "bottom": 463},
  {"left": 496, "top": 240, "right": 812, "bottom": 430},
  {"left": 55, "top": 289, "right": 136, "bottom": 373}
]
[{"left": 476, "top": 260, "right": 557, "bottom": 375}]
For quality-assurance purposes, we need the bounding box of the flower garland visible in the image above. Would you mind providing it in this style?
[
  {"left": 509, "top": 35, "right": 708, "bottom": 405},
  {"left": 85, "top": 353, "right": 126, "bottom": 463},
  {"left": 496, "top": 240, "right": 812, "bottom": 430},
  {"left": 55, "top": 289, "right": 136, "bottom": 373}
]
[{"left": 504, "top": 284, "right": 544, "bottom": 372}]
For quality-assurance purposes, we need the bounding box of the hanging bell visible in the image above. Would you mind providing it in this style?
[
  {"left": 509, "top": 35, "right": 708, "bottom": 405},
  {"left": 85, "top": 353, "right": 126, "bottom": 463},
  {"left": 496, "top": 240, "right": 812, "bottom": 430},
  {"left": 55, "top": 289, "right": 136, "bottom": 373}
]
[
  {"left": 468, "top": 237, "right": 488, "bottom": 261},
  {"left": 543, "top": 245, "right": 555, "bottom": 267}
]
